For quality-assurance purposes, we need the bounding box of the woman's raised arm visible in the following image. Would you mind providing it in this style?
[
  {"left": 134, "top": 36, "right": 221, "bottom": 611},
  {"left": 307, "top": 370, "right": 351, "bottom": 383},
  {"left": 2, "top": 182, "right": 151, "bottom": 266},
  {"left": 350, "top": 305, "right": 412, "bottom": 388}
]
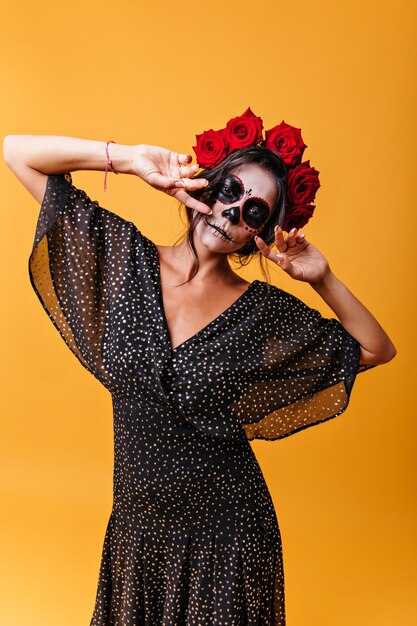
[
  {"left": 255, "top": 226, "right": 397, "bottom": 366},
  {"left": 2, "top": 135, "right": 212, "bottom": 213},
  {"left": 3, "top": 135, "right": 133, "bottom": 205}
]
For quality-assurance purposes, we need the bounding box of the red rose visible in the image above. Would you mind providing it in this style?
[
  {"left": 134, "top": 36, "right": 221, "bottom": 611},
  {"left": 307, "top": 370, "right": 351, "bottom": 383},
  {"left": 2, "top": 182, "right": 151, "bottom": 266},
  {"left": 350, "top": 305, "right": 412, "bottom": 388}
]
[
  {"left": 282, "top": 203, "right": 316, "bottom": 232},
  {"left": 224, "top": 106, "right": 264, "bottom": 153},
  {"left": 264, "top": 121, "right": 307, "bottom": 167},
  {"left": 192, "top": 128, "right": 228, "bottom": 168},
  {"left": 286, "top": 160, "right": 320, "bottom": 205}
]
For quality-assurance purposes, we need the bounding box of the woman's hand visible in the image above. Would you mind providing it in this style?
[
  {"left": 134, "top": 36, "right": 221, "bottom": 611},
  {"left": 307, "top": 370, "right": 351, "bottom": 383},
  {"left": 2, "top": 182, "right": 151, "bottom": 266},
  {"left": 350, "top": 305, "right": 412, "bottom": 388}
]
[
  {"left": 131, "top": 144, "right": 212, "bottom": 214},
  {"left": 255, "top": 226, "right": 332, "bottom": 285}
]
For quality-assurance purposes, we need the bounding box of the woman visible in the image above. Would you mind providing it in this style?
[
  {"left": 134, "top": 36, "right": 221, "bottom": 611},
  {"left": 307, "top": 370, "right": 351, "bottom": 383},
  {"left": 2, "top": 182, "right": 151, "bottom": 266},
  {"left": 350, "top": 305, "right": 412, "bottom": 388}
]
[{"left": 3, "top": 122, "right": 396, "bottom": 625}]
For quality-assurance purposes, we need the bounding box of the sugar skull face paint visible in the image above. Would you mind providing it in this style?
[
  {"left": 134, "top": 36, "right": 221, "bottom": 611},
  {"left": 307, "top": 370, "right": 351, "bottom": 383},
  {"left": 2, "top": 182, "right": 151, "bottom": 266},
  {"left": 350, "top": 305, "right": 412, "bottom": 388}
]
[
  {"left": 215, "top": 174, "right": 272, "bottom": 232},
  {"left": 197, "top": 163, "right": 278, "bottom": 252},
  {"left": 216, "top": 175, "right": 244, "bottom": 205}
]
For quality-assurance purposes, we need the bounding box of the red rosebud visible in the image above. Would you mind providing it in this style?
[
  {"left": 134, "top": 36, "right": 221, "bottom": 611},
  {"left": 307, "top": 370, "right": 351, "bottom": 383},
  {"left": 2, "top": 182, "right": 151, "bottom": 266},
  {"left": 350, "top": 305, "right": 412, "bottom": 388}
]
[
  {"left": 192, "top": 128, "right": 228, "bottom": 169},
  {"left": 282, "top": 203, "right": 316, "bottom": 232},
  {"left": 224, "top": 107, "right": 264, "bottom": 154},
  {"left": 264, "top": 121, "right": 307, "bottom": 167},
  {"left": 286, "top": 160, "right": 320, "bottom": 205}
]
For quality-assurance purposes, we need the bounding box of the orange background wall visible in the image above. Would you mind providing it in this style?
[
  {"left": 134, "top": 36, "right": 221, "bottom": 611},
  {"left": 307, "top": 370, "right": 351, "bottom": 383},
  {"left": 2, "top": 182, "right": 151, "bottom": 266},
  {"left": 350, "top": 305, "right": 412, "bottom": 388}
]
[{"left": 1, "top": 1, "right": 416, "bottom": 624}]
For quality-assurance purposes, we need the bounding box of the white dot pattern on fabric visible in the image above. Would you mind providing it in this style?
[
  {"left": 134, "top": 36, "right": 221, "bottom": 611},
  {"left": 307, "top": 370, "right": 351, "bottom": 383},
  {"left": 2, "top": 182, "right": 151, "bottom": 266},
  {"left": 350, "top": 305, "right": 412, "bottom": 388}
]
[{"left": 28, "top": 173, "right": 377, "bottom": 625}]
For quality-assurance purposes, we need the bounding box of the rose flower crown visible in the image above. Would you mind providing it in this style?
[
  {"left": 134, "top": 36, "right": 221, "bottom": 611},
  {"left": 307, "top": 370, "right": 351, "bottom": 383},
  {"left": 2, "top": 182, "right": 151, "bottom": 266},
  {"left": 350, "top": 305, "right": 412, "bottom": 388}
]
[{"left": 192, "top": 107, "right": 320, "bottom": 233}]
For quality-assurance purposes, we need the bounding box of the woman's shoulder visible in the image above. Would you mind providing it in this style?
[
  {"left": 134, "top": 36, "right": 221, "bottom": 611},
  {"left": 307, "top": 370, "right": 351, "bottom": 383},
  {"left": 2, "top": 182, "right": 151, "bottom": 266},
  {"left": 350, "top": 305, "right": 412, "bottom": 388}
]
[{"left": 255, "top": 280, "right": 323, "bottom": 318}]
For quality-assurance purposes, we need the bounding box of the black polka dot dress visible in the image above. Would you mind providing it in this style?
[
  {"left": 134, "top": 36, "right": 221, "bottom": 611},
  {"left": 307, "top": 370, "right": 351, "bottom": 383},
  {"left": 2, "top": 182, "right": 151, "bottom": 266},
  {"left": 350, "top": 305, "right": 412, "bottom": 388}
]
[{"left": 28, "top": 173, "right": 377, "bottom": 625}]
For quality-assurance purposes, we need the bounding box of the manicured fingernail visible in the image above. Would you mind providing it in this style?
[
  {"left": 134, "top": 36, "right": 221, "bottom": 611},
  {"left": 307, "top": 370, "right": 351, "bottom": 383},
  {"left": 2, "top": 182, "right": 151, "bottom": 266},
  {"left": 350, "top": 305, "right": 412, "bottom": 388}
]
[{"left": 204, "top": 181, "right": 209, "bottom": 187}]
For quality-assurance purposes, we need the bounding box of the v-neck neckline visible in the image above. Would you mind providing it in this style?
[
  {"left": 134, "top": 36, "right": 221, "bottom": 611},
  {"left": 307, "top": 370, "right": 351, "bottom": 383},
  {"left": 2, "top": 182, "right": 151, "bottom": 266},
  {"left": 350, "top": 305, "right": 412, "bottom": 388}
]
[{"left": 149, "top": 240, "right": 260, "bottom": 355}]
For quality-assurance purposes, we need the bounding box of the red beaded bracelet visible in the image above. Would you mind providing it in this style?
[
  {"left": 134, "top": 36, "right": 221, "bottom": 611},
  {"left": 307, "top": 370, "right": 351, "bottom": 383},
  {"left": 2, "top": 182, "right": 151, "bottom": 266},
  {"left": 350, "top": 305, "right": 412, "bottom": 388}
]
[{"left": 104, "top": 140, "right": 118, "bottom": 192}]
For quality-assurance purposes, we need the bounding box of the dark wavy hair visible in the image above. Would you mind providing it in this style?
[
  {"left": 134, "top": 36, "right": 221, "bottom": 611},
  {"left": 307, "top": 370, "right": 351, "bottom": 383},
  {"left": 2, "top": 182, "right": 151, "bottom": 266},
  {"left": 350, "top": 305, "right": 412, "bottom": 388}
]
[{"left": 173, "top": 145, "right": 288, "bottom": 285}]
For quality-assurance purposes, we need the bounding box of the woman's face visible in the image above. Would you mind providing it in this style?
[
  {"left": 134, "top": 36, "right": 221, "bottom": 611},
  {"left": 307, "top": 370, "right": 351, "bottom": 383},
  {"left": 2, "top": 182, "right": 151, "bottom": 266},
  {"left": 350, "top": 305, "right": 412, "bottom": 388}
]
[{"left": 195, "top": 163, "right": 278, "bottom": 253}]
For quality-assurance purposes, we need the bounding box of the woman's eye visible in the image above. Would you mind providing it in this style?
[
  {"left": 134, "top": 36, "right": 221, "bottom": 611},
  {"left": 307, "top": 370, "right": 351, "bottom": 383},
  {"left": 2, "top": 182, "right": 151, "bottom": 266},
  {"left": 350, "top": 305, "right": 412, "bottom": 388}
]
[{"left": 223, "top": 186, "right": 232, "bottom": 194}]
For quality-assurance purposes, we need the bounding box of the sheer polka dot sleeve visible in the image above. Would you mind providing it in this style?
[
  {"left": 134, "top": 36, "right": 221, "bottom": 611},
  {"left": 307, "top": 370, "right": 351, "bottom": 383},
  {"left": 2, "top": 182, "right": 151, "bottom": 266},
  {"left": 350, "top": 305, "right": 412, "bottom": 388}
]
[
  {"left": 228, "top": 285, "right": 378, "bottom": 441},
  {"left": 28, "top": 172, "right": 142, "bottom": 393}
]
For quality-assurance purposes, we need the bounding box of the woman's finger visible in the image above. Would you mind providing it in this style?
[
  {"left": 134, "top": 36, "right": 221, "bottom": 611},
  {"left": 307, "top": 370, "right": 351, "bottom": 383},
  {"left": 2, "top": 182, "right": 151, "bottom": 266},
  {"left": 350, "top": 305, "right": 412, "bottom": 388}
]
[
  {"left": 143, "top": 171, "right": 181, "bottom": 190},
  {"left": 274, "top": 226, "right": 288, "bottom": 252},
  {"left": 255, "top": 235, "right": 285, "bottom": 266},
  {"left": 171, "top": 188, "right": 212, "bottom": 214},
  {"left": 174, "top": 177, "right": 209, "bottom": 190},
  {"left": 177, "top": 153, "right": 193, "bottom": 165},
  {"left": 144, "top": 170, "right": 207, "bottom": 193},
  {"left": 178, "top": 164, "right": 200, "bottom": 178},
  {"left": 286, "top": 227, "right": 298, "bottom": 247}
]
